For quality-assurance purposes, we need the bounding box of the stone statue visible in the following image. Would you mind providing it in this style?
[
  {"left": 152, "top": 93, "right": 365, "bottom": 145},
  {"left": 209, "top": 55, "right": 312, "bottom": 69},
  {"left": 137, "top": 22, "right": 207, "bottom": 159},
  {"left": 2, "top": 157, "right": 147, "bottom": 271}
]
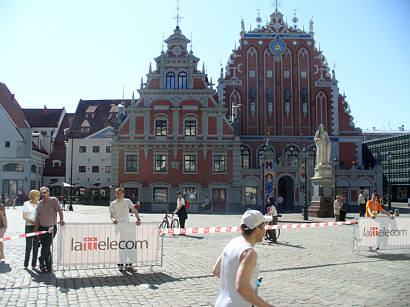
[{"left": 314, "top": 124, "right": 331, "bottom": 167}]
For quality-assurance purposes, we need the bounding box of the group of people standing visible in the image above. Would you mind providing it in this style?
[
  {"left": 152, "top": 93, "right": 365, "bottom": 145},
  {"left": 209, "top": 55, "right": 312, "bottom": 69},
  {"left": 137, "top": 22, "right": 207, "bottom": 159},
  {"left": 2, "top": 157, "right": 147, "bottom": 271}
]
[{"left": 0, "top": 187, "right": 64, "bottom": 273}]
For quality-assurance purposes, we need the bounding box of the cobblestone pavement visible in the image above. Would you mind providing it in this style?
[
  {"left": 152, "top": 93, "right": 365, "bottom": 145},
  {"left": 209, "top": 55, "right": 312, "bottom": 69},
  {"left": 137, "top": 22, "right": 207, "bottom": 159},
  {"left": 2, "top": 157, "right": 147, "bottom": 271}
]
[{"left": 1, "top": 205, "right": 409, "bottom": 306}]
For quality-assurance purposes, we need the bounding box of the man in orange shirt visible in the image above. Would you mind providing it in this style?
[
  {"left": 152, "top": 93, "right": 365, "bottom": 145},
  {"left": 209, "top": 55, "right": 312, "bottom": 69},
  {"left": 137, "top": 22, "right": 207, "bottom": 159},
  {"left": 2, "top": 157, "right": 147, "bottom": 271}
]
[{"left": 366, "top": 193, "right": 392, "bottom": 219}]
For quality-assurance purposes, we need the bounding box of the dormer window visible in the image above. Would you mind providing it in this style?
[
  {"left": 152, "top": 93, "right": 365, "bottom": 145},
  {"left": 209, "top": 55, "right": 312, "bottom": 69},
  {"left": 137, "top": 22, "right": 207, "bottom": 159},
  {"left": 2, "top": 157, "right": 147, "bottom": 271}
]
[
  {"left": 52, "top": 160, "right": 62, "bottom": 168},
  {"left": 81, "top": 120, "right": 90, "bottom": 133},
  {"left": 178, "top": 72, "right": 187, "bottom": 89},
  {"left": 166, "top": 72, "right": 176, "bottom": 89},
  {"left": 85, "top": 105, "right": 97, "bottom": 119},
  {"left": 108, "top": 104, "right": 118, "bottom": 119}
]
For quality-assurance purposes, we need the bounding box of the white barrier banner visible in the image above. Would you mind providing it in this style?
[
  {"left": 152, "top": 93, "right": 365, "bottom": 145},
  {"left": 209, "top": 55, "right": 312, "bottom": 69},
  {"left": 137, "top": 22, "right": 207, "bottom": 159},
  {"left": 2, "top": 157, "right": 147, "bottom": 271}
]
[
  {"left": 356, "top": 217, "right": 410, "bottom": 249},
  {"left": 57, "top": 223, "right": 159, "bottom": 265}
]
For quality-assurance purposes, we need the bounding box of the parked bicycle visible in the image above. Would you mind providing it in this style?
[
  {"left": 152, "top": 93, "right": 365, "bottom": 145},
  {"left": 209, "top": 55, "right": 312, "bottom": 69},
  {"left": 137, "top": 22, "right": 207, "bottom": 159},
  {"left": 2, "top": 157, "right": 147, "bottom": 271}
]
[{"left": 159, "top": 212, "right": 180, "bottom": 231}]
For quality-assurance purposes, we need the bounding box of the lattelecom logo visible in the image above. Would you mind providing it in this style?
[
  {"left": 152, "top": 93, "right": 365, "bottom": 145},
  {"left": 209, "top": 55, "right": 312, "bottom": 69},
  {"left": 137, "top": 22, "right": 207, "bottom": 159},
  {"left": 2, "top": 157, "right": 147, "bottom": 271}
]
[
  {"left": 363, "top": 227, "right": 407, "bottom": 237},
  {"left": 71, "top": 237, "right": 149, "bottom": 251}
]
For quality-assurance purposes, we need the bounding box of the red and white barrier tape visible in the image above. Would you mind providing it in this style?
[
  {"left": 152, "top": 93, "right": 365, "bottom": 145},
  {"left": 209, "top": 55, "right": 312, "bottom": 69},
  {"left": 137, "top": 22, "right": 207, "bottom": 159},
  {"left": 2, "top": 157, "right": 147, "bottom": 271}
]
[
  {"left": 159, "top": 220, "right": 356, "bottom": 235},
  {"left": 0, "top": 230, "right": 50, "bottom": 242},
  {"left": 1, "top": 221, "right": 356, "bottom": 241}
]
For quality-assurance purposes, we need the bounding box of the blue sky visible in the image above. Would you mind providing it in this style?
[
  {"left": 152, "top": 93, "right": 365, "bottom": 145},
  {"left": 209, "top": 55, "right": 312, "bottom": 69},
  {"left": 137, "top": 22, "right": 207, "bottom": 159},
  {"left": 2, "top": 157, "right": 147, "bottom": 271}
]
[{"left": 1, "top": 0, "right": 409, "bottom": 131}]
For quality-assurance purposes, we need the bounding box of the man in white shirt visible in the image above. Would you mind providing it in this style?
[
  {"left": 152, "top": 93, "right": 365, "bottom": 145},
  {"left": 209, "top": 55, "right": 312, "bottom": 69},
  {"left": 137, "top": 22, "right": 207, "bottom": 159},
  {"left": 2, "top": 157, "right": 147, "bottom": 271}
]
[
  {"left": 358, "top": 190, "right": 366, "bottom": 217},
  {"left": 213, "top": 210, "right": 274, "bottom": 307},
  {"left": 109, "top": 187, "right": 141, "bottom": 271}
]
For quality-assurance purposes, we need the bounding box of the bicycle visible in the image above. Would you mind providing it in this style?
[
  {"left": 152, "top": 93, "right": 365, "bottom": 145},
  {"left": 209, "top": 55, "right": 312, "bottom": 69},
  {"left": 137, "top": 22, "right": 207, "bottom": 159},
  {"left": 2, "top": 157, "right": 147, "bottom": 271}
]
[
  {"left": 264, "top": 214, "right": 281, "bottom": 243},
  {"left": 159, "top": 212, "right": 180, "bottom": 231}
]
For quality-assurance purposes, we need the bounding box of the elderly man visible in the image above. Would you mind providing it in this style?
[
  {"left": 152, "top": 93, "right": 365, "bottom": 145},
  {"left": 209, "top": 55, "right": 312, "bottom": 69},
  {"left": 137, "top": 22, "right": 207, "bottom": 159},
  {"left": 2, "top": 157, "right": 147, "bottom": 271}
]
[
  {"left": 213, "top": 210, "right": 274, "bottom": 307},
  {"left": 34, "top": 187, "right": 65, "bottom": 273}
]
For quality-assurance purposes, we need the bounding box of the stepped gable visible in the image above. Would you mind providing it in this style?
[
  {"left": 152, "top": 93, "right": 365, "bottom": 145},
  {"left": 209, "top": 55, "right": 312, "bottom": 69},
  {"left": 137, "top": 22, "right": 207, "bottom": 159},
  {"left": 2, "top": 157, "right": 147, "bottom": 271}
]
[{"left": 220, "top": 8, "right": 359, "bottom": 137}]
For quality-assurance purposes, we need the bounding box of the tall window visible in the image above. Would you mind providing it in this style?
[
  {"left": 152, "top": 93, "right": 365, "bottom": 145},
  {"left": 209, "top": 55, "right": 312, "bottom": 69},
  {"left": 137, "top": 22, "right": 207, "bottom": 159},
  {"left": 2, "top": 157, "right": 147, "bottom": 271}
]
[
  {"left": 106, "top": 146, "right": 111, "bottom": 153},
  {"left": 31, "top": 165, "right": 37, "bottom": 173},
  {"left": 126, "top": 154, "right": 138, "bottom": 172},
  {"left": 92, "top": 166, "right": 99, "bottom": 173},
  {"left": 79, "top": 146, "right": 87, "bottom": 153},
  {"left": 154, "top": 154, "right": 167, "bottom": 172},
  {"left": 166, "top": 72, "right": 175, "bottom": 89},
  {"left": 214, "top": 155, "right": 226, "bottom": 173},
  {"left": 105, "top": 166, "right": 111, "bottom": 173},
  {"left": 153, "top": 187, "right": 168, "bottom": 203},
  {"left": 155, "top": 120, "right": 167, "bottom": 136},
  {"left": 184, "top": 120, "right": 196, "bottom": 136},
  {"left": 3, "top": 163, "right": 24, "bottom": 172},
  {"left": 183, "top": 154, "right": 196, "bottom": 172},
  {"left": 178, "top": 72, "right": 187, "bottom": 89},
  {"left": 93, "top": 146, "right": 100, "bottom": 153},
  {"left": 79, "top": 166, "right": 86, "bottom": 173},
  {"left": 240, "top": 146, "right": 250, "bottom": 168},
  {"left": 5, "top": 141, "right": 10, "bottom": 148}
]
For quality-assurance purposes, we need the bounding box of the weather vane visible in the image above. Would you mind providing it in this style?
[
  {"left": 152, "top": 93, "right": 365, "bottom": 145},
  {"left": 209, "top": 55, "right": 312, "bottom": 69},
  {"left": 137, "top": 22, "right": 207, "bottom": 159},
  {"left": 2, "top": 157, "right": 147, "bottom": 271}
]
[{"left": 173, "top": 0, "right": 183, "bottom": 27}]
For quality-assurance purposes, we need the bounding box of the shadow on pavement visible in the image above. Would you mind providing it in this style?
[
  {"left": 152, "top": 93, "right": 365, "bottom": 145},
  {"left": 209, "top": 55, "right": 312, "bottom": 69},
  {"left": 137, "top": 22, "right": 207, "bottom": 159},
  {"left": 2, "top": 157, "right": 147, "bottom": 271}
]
[
  {"left": 260, "top": 241, "right": 305, "bottom": 249},
  {"left": 0, "top": 262, "right": 11, "bottom": 273},
  {"left": 22, "top": 269, "right": 180, "bottom": 293},
  {"left": 260, "top": 259, "right": 382, "bottom": 273},
  {"left": 366, "top": 253, "right": 410, "bottom": 261}
]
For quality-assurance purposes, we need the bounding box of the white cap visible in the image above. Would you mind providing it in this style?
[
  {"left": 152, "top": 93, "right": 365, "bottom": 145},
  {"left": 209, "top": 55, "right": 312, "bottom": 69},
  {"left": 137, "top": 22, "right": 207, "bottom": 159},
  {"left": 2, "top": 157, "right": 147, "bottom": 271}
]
[{"left": 241, "top": 210, "right": 272, "bottom": 229}]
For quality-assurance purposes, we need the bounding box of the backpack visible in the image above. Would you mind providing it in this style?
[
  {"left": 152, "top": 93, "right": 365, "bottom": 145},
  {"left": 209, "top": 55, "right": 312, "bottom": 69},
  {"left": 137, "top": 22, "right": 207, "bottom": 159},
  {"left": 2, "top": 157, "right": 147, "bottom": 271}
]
[{"left": 184, "top": 199, "right": 190, "bottom": 209}]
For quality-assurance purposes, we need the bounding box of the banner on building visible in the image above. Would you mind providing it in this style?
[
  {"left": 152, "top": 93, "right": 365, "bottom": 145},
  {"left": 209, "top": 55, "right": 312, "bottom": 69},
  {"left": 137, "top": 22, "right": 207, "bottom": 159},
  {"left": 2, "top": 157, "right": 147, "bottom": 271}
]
[
  {"left": 57, "top": 223, "right": 160, "bottom": 266},
  {"left": 353, "top": 217, "right": 410, "bottom": 251}
]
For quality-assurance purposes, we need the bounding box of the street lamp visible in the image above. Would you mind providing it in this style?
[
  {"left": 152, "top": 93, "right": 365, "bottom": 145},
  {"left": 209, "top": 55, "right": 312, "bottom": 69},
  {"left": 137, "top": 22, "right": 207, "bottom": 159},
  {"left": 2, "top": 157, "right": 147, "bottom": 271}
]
[
  {"left": 333, "top": 157, "right": 338, "bottom": 197},
  {"left": 302, "top": 147, "right": 308, "bottom": 220},
  {"left": 386, "top": 151, "right": 392, "bottom": 211},
  {"left": 65, "top": 129, "right": 74, "bottom": 204},
  {"left": 261, "top": 154, "right": 266, "bottom": 213}
]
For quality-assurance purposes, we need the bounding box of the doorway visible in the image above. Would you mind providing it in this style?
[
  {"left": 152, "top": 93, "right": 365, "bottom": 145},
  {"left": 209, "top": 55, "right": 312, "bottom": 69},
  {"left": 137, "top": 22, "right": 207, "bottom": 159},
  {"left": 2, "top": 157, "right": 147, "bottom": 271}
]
[
  {"left": 212, "top": 188, "right": 227, "bottom": 212},
  {"left": 278, "top": 176, "right": 294, "bottom": 211}
]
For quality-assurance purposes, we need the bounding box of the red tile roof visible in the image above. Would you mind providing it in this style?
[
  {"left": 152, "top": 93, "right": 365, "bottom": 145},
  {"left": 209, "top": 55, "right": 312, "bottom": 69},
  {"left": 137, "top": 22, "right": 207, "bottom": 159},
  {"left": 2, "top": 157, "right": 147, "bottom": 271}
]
[
  {"left": 0, "top": 83, "right": 29, "bottom": 128},
  {"left": 22, "top": 107, "right": 65, "bottom": 128}
]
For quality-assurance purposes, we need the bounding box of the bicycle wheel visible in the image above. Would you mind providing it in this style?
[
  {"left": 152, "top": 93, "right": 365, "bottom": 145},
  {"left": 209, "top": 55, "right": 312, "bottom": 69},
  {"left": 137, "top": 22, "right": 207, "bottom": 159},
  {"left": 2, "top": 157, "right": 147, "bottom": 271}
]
[
  {"left": 159, "top": 221, "right": 167, "bottom": 229},
  {"left": 275, "top": 229, "right": 280, "bottom": 240},
  {"left": 171, "top": 219, "right": 179, "bottom": 229},
  {"left": 265, "top": 229, "right": 278, "bottom": 243}
]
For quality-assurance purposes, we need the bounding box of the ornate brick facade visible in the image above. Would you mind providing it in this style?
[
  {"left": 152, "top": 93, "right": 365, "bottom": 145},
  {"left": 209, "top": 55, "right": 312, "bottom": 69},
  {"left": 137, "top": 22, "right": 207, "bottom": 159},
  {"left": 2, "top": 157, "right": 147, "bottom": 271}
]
[{"left": 112, "top": 9, "right": 380, "bottom": 212}]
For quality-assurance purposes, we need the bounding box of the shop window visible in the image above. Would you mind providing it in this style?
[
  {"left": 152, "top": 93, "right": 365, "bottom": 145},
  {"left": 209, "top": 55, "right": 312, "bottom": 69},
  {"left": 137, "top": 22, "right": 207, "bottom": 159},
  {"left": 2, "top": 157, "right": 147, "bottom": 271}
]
[
  {"left": 245, "top": 187, "right": 257, "bottom": 205},
  {"left": 182, "top": 187, "right": 197, "bottom": 204},
  {"left": 153, "top": 187, "right": 168, "bottom": 203}
]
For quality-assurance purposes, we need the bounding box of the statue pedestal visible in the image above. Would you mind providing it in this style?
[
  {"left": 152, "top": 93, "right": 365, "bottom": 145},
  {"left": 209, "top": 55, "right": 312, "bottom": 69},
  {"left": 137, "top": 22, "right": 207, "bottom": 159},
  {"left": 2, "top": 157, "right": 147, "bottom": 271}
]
[{"left": 308, "top": 166, "right": 335, "bottom": 218}]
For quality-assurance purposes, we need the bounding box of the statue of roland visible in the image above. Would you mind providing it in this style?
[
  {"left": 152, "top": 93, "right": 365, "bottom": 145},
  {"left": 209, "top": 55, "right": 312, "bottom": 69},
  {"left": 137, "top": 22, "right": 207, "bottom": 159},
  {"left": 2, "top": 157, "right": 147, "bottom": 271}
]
[{"left": 314, "top": 124, "right": 331, "bottom": 167}]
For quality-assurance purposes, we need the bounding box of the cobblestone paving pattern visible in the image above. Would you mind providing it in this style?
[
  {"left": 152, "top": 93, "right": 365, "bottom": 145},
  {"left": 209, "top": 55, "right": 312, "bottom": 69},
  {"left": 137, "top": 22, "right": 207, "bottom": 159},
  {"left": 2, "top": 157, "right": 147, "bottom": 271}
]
[{"left": 0, "top": 205, "right": 409, "bottom": 306}]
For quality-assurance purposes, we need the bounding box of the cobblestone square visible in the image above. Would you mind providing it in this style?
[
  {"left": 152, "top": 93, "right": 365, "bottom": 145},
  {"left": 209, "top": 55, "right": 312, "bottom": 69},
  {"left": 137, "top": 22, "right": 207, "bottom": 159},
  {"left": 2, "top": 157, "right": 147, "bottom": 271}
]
[{"left": 1, "top": 205, "right": 409, "bottom": 306}]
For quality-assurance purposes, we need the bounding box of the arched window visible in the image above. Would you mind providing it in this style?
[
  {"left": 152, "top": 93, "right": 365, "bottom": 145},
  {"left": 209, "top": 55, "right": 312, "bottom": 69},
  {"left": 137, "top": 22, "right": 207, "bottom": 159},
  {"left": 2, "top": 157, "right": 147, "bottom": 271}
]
[
  {"left": 240, "top": 146, "right": 250, "bottom": 168},
  {"left": 178, "top": 72, "right": 187, "bottom": 89},
  {"left": 166, "top": 72, "right": 175, "bottom": 89},
  {"left": 3, "top": 163, "right": 24, "bottom": 172},
  {"left": 258, "top": 147, "right": 265, "bottom": 168},
  {"left": 31, "top": 164, "right": 37, "bottom": 173}
]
